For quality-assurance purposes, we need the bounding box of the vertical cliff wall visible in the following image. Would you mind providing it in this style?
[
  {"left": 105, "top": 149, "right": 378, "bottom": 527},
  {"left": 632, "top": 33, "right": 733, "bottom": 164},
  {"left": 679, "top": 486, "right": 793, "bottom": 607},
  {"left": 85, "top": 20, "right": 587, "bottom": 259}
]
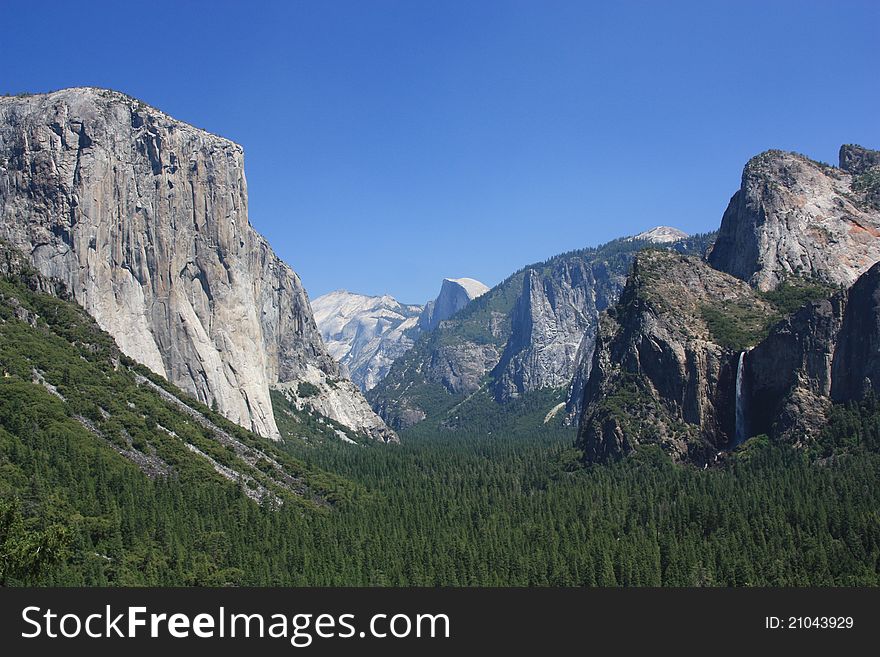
[{"left": 0, "top": 87, "right": 394, "bottom": 441}]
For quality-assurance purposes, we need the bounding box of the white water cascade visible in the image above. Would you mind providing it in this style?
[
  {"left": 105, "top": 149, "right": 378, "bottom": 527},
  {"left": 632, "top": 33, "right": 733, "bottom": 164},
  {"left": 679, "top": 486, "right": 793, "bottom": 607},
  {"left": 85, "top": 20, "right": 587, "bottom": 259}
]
[{"left": 734, "top": 351, "right": 748, "bottom": 446}]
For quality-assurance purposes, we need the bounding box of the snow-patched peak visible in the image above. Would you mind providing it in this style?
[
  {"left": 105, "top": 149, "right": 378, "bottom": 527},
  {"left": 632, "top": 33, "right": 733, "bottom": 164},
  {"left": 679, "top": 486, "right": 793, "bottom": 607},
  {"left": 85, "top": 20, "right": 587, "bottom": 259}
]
[
  {"left": 312, "top": 290, "right": 421, "bottom": 339},
  {"left": 418, "top": 277, "right": 490, "bottom": 332},
  {"left": 312, "top": 278, "right": 488, "bottom": 390},
  {"left": 629, "top": 226, "right": 688, "bottom": 243},
  {"left": 311, "top": 290, "right": 423, "bottom": 391}
]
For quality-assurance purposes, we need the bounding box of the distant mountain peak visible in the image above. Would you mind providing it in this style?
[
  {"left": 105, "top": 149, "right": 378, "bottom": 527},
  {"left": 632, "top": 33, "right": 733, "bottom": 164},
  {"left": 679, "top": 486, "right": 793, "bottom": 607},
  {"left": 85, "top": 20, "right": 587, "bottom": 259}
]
[
  {"left": 629, "top": 226, "right": 689, "bottom": 243},
  {"left": 311, "top": 290, "right": 423, "bottom": 391},
  {"left": 418, "top": 277, "right": 489, "bottom": 332},
  {"left": 443, "top": 277, "right": 490, "bottom": 299}
]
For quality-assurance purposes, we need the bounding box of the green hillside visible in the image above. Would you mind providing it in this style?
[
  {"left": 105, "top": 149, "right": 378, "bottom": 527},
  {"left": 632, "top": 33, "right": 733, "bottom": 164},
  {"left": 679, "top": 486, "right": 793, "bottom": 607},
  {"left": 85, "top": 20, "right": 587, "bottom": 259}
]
[{"left": 0, "top": 245, "right": 355, "bottom": 584}]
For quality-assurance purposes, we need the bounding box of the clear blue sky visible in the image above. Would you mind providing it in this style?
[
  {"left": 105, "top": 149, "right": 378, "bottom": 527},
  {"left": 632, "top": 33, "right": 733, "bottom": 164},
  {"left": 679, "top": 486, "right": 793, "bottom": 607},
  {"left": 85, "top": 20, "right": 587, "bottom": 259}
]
[{"left": 3, "top": 1, "right": 878, "bottom": 304}]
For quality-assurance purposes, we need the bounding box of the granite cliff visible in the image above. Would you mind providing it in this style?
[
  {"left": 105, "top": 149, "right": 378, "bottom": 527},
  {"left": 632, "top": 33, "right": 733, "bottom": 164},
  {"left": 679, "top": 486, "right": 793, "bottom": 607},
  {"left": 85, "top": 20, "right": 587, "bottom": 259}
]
[
  {"left": 0, "top": 88, "right": 395, "bottom": 442},
  {"left": 576, "top": 251, "right": 775, "bottom": 463},
  {"left": 708, "top": 145, "right": 880, "bottom": 290},
  {"left": 417, "top": 277, "right": 489, "bottom": 332}
]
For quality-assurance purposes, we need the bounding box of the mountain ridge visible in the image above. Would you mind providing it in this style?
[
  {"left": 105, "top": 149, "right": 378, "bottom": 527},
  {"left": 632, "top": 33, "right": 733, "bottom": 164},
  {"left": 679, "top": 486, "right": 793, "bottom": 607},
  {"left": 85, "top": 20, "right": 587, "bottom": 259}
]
[{"left": 368, "top": 230, "right": 710, "bottom": 430}]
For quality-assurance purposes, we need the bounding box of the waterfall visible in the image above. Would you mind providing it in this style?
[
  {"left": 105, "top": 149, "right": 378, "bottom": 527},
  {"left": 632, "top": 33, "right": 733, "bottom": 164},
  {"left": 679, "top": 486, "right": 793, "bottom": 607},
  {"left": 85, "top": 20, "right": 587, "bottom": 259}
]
[{"left": 734, "top": 350, "right": 747, "bottom": 446}]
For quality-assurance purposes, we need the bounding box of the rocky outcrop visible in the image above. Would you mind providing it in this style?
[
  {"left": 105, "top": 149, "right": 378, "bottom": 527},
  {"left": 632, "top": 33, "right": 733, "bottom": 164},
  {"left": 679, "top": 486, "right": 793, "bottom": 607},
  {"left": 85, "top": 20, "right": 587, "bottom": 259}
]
[
  {"left": 578, "top": 249, "right": 880, "bottom": 464},
  {"left": 745, "top": 296, "right": 845, "bottom": 442},
  {"left": 576, "top": 251, "right": 775, "bottom": 463},
  {"left": 418, "top": 277, "right": 488, "bottom": 332},
  {"left": 708, "top": 146, "right": 880, "bottom": 291},
  {"left": 743, "top": 260, "right": 880, "bottom": 444},
  {"left": 493, "top": 259, "right": 617, "bottom": 401},
  {"left": 0, "top": 87, "right": 395, "bottom": 442},
  {"left": 839, "top": 143, "right": 880, "bottom": 177},
  {"left": 312, "top": 290, "right": 422, "bottom": 391},
  {"left": 563, "top": 232, "right": 713, "bottom": 421}
]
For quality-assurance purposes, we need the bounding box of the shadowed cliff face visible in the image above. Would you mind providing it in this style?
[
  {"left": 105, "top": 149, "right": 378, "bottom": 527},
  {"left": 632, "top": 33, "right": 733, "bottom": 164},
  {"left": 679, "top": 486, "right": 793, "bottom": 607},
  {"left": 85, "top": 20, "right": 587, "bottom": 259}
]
[
  {"left": 0, "top": 88, "right": 396, "bottom": 442},
  {"left": 746, "top": 297, "right": 845, "bottom": 443},
  {"left": 708, "top": 145, "right": 880, "bottom": 291},
  {"left": 831, "top": 262, "right": 880, "bottom": 402},
  {"left": 576, "top": 251, "right": 772, "bottom": 464},
  {"left": 746, "top": 261, "right": 880, "bottom": 444}
]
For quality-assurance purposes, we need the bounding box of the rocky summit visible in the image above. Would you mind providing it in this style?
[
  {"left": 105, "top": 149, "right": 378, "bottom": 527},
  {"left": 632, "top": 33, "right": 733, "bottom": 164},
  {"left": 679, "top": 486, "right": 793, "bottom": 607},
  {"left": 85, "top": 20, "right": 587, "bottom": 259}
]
[
  {"left": 0, "top": 88, "right": 395, "bottom": 442},
  {"left": 629, "top": 226, "right": 689, "bottom": 243},
  {"left": 708, "top": 145, "right": 880, "bottom": 291}
]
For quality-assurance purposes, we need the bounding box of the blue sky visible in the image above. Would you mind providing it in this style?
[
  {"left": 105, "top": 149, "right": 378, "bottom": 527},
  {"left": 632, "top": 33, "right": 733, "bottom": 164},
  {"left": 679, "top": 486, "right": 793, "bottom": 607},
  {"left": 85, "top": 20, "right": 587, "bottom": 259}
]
[{"left": 3, "top": 1, "right": 878, "bottom": 303}]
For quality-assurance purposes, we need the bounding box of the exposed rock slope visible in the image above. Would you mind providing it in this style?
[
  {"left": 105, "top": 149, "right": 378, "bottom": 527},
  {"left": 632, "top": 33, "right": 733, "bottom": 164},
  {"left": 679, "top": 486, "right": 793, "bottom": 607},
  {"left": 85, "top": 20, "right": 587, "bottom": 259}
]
[
  {"left": 312, "top": 290, "right": 422, "bottom": 391},
  {"left": 417, "top": 277, "right": 489, "bottom": 332},
  {"left": 629, "top": 226, "right": 688, "bottom": 243},
  {"left": 708, "top": 145, "right": 880, "bottom": 291},
  {"left": 0, "top": 87, "right": 394, "bottom": 442}
]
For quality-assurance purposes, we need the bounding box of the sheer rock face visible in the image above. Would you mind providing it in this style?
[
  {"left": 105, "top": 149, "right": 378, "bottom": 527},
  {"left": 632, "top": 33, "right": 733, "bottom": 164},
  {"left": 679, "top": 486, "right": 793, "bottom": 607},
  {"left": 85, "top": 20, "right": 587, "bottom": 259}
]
[
  {"left": 707, "top": 146, "right": 880, "bottom": 291},
  {"left": 0, "top": 88, "right": 395, "bottom": 442},
  {"left": 493, "top": 259, "right": 618, "bottom": 402},
  {"left": 831, "top": 262, "right": 880, "bottom": 402},
  {"left": 417, "top": 277, "right": 488, "bottom": 332},
  {"left": 311, "top": 290, "right": 422, "bottom": 392},
  {"left": 576, "top": 251, "right": 775, "bottom": 464},
  {"left": 746, "top": 297, "right": 846, "bottom": 443},
  {"left": 746, "top": 261, "right": 880, "bottom": 443}
]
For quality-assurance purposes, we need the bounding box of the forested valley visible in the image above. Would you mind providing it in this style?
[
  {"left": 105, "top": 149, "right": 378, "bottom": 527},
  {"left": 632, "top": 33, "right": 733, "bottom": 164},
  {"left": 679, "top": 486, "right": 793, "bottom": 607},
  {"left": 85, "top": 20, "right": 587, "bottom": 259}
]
[{"left": 1, "top": 249, "right": 878, "bottom": 587}]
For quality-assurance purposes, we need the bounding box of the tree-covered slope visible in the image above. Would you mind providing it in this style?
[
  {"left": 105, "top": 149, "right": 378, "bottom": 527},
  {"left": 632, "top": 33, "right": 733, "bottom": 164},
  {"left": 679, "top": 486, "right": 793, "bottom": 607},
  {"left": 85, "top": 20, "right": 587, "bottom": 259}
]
[{"left": 0, "top": 244, "right": 357, "bottom": 584}]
